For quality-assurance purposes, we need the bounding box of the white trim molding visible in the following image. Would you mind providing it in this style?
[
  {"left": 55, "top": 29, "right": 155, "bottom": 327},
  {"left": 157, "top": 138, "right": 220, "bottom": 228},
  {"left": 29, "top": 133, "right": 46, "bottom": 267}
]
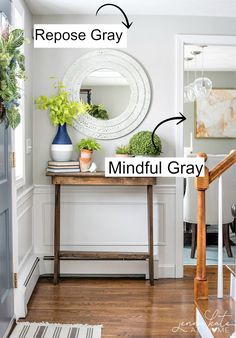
[
  {"left": 196, "top": 309, "right": 214, "bottom": 338},
  {"left": 12, "top": 0, "right": 26, "bottom": 190},
  {"left": 230, "top": 272, "right": 236, "bottom": 301}
]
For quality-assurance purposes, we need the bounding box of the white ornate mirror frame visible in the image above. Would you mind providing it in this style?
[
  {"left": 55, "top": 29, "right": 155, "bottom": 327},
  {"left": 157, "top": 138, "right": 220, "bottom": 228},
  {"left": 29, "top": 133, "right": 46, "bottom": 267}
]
[{"left": 63, "top": 49, "right": 151, "bottom": 139}]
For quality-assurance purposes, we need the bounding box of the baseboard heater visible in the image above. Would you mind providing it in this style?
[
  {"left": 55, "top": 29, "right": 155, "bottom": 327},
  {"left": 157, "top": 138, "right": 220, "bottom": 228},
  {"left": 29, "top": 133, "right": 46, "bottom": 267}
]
[
  {"left": 24, "top": 257, "right": 40, "bottom": 287},
  {"left": 16, "top": 257, "right": 40, "bottom": 319}
]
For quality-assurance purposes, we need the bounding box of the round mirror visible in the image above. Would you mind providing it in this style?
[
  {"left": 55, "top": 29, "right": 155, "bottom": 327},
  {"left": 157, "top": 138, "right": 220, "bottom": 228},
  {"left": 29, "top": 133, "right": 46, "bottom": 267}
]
[
  {"left": 80, "top": 68, "right": 131, "bottom": 120},
  {"left": 63, "top": 50, "right": 151, "bottom": 139}
]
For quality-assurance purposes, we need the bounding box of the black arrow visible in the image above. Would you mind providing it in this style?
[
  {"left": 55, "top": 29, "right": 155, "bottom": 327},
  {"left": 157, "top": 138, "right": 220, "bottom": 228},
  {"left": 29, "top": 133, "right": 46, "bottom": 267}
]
[
  {"left": 152, "top": 112, "right": 186, "bottom": 151},
  {"left": 96, "top": 3, "right": 133, "bottom": 29}
]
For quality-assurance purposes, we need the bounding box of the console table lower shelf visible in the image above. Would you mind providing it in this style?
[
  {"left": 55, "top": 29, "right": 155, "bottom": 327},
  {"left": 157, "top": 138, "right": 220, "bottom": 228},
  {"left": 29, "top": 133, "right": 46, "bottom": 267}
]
[{"left": 46, "top": 171, "right": 156, "bottom": 286}]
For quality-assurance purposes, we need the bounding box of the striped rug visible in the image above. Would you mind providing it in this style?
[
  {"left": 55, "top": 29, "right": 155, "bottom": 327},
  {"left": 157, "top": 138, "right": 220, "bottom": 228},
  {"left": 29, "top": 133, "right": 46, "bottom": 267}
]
[{"left": 10, "top": 322, "right": 102, "bottom": 338}]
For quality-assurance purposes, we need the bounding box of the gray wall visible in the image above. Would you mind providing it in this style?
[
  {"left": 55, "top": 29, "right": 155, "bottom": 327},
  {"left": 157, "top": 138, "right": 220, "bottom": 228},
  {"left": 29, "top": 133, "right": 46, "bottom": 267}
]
[
  {"left": 184, "top": 71, "right": 236, "bottom": 154},
  {"left": 33, "top": 15, "right": 236, "bottom": 186}
]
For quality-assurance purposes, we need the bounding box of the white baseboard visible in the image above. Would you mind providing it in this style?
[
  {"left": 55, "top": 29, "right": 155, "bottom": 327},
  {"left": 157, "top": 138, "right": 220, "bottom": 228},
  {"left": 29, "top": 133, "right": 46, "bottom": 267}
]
[
  {"left": 196, "top": 309, "right": 214, "bottom": 338},
  {"left": 230, "top": 273, "right": 236, "bottom": 301},
  {"left": 157, "top": 264, "right": 176, "bottom": 278},
  {"left": 14, "top": 255, "right": 40, "bottom": 319}
]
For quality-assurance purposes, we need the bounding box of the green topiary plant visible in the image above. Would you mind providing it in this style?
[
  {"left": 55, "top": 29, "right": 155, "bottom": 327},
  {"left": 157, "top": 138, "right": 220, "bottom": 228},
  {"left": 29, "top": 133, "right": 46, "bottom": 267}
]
[
  {"left": 129, "top": 131, "right": 162, "bottom": 156},
  {"left": 76, "top": 138, "right": 101, "bottom": 152},
  {"left": 115, "top": 145, "right": 130, "bottom": 155},
  {"left": 0, "top": 27, "right": 26, "bottom": 129},
  {"left": 87, "top": 104, "right": 109, "bottom": 120},
  {"left": 35, "top": 81, "right": 89, "bottom": 126}
]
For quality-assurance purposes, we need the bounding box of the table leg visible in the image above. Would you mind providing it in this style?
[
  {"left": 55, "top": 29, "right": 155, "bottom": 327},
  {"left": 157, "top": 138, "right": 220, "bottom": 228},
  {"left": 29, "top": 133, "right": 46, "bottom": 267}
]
[
  {"left": 54, "top": 184, "right": 61, "bottom": 284},
  {"left": 147, "top": 185, "right": 154, "bottom": 286}
]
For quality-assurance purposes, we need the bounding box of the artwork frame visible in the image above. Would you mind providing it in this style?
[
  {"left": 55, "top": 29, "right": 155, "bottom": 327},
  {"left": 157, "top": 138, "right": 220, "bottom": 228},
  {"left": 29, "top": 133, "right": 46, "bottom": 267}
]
[{"left": 195, "top": 88, "right": 236, "bottom": 139}]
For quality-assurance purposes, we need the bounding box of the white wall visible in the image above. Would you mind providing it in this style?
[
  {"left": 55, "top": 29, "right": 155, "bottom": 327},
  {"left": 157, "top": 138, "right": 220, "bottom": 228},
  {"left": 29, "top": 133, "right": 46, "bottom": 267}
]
[
  {"left": 32, "top": 14, "right": 236, "bottom": 278},
  {"left": 184, "top": 71, "right": 236, "bottom": 154}
]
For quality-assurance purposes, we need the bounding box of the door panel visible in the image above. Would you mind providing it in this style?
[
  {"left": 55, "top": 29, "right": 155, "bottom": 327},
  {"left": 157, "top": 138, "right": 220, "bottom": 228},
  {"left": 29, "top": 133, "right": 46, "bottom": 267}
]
[
  {"left": 0, "top": 122, "right": 14, "bottom": 338},
  {"left": 0, "top": 122, "right": 7, "bottom": 180}
]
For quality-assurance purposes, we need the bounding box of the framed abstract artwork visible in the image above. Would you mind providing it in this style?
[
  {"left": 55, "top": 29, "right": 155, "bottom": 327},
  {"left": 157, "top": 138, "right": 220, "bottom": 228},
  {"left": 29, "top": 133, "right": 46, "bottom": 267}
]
[{"left": 195, "top": 89, "right": 236, "bottom": 138}]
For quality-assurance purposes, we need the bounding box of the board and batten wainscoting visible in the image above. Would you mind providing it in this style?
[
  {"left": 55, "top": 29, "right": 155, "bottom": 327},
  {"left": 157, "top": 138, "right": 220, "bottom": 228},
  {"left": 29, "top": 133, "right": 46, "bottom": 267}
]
[
  {"left": 33, "top": 184, "right": 176, "bottom": 279},
  {"left": 14, "top": 186, "right": 40, "bottom": 318}
]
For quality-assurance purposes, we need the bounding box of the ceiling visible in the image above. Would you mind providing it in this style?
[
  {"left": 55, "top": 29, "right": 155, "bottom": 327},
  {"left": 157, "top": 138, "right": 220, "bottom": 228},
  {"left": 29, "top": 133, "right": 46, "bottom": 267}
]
[
  {"left": 184, "top": 45, "right": 236, "bottom": 71},
  {"left": 25, "top": 0, "right": 236, "bottom": 16}
]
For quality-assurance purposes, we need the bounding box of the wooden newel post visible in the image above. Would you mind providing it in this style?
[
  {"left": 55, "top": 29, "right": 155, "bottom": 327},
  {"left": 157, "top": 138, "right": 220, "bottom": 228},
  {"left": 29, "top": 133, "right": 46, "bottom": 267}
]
[{"left": 194, "top": 152, "right": 209, "bottom": 300}]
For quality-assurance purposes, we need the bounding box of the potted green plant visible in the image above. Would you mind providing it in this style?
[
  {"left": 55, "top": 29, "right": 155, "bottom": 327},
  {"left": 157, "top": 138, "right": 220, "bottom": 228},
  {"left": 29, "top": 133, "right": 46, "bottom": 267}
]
[
  {"left": 129, "top": 131, "right": 162, "bottom": 156},
  {"left": 115, "top": 145, "right": 130, "bottom": 158},
  {"left": 76, "top": 138, "right": 101, "bottom": 172},
  {"left": 87, "top": 104, "right": 109, "bottom": 120},
  {"left": 0, "top": 27, "right": 26, "bottom": 129},
  {"left": 35, "top": 81, "right": 89, "bottom": 161}
]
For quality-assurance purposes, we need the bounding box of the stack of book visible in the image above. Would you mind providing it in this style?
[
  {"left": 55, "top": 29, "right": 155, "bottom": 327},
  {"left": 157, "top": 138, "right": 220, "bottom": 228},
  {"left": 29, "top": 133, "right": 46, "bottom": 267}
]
[{"left": 47, "top": 160, "right": 80, "bottom": 173}]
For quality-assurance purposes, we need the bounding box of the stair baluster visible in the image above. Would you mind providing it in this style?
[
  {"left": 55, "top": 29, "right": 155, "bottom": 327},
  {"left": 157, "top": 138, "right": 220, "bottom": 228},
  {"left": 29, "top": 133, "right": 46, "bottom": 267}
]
[{"left": 217, "top": 175, "right": 223, "bottom": 299}]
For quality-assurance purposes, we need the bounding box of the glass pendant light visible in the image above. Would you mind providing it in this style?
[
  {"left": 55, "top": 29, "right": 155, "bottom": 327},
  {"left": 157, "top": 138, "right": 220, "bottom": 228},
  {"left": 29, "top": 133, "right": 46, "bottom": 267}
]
[
  {"left": 193, "top": 77, "right": 212, "bottom": 98},
  {"left": 193, "top": 46, "right": 212, "bottom": 98}
]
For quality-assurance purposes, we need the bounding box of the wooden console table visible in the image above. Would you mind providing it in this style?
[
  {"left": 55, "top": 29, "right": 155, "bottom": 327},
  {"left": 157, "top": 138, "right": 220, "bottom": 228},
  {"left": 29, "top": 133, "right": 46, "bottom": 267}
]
[{"left": 46, "top": 171, "right": 156, "bottom": 286}]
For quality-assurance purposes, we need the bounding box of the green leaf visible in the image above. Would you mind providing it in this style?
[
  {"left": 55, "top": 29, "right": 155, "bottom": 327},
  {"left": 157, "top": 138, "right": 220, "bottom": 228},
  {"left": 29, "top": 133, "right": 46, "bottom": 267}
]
[
  {"left": 6, "top": 107, "right": 21, "bottom": 129},
  {"left": 6, "top": 29, "right": 24, "bottom": 51},
  {"left": 35, "top": 81, "right": 88, "bottom": 126}
]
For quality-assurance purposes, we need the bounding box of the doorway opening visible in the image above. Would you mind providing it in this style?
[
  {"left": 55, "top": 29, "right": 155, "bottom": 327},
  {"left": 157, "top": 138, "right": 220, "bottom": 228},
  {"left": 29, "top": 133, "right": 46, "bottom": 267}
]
[{"left": 175, "top": 35, "right": 236, "bottom": 276}]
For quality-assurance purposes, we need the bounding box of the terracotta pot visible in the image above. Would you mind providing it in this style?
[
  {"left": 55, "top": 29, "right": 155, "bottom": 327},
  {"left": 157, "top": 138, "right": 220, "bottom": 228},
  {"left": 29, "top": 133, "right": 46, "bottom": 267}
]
[{"left": 80, "top": 149, "right": 93, "bottom": 172}]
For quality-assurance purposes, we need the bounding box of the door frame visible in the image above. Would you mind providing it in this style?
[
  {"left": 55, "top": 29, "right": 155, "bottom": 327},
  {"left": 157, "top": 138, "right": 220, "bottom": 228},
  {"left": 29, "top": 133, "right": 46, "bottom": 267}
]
[
  {"left": 175, "top": 34, "right": 236, "bottom": 278},
  {"left": 3, "top": 318, "right": 15, "bottom": 338}
]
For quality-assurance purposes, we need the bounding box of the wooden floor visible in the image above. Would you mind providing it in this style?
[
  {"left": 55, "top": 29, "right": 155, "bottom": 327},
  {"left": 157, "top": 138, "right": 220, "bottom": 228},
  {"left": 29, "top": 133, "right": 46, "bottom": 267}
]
[{"left": 25, "top": 266, "right": 231, "bottom": 338}]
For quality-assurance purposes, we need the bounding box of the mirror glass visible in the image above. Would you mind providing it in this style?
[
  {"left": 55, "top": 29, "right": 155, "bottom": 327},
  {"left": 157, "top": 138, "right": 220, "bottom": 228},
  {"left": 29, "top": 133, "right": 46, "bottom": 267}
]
[{"left": 80, "top": 68, "right": 131, "bottom": 120}]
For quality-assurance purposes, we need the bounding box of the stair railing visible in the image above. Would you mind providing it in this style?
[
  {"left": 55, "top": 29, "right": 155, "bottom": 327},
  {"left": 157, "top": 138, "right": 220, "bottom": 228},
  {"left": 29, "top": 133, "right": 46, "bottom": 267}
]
[{"left": 194, "top": 150, "right": 236, "bottom": 300}]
